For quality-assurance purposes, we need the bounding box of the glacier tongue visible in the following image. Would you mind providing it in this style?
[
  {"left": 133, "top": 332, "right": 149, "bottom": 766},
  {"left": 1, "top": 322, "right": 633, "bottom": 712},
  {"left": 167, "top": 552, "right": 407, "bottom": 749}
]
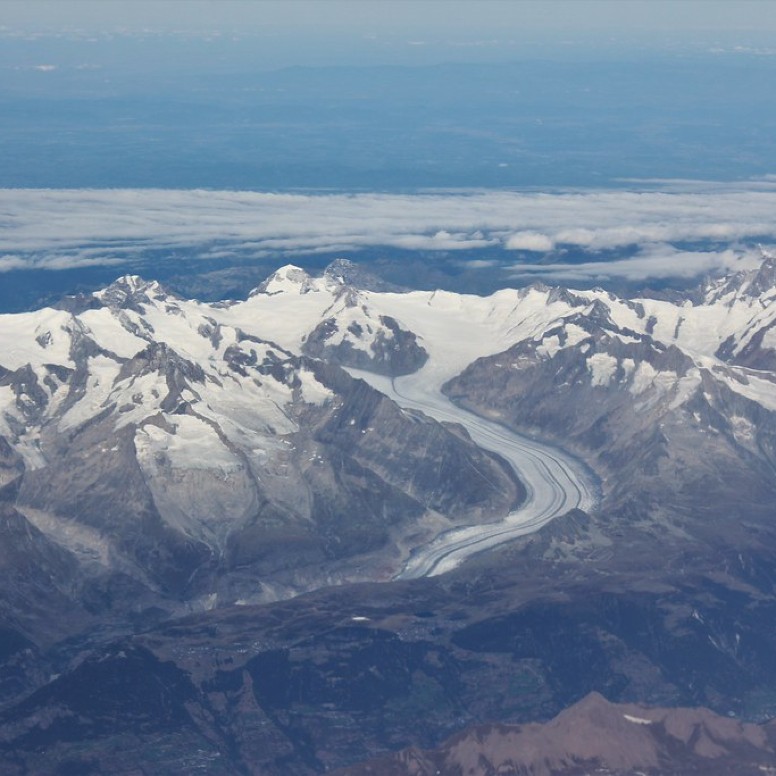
[{"left": 348, "top": 368, "right": 597, "bottom": 577}]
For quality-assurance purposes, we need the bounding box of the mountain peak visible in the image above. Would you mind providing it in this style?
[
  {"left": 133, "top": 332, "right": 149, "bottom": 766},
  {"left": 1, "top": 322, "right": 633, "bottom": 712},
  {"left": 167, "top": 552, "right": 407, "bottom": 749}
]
[
  {"left": 323, "top": 258, "right": 357, "bottom": 283},
  {"left": 747, "top": 254, "right": 776, "bottom": 297},
  {"left": 253, "top": 264, "right": 316, "bottom": 296},
  {"left": 321, "top": 257, "right": 399, "bottom": 292},
  {"left": 250, "top": 260, "right": 403, "bottom": 298},
  {"left": 97, "top": 275, "right": 167, "bottom": 310},
  {"left": 703, "top": 253, "right": 776, "bottom": 304}
]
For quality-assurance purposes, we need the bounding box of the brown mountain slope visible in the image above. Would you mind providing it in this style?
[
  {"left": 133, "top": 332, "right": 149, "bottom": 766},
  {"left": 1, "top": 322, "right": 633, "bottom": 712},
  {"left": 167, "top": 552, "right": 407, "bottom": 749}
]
[{"left": 334, "top": 691, "right": 776, "bottom": 776}]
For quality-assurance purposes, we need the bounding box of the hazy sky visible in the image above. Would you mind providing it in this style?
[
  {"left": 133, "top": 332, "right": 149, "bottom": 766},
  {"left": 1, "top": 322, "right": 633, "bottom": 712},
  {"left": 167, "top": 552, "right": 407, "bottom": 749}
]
[{"left": 3, "top": 0, "right": 776, "bottom": 35}]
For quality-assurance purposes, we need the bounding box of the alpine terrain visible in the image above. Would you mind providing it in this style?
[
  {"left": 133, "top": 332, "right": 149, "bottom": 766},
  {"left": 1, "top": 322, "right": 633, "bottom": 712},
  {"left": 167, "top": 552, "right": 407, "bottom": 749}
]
[{"left": 2, "top": 257, "right": 776, "bottom": 773}]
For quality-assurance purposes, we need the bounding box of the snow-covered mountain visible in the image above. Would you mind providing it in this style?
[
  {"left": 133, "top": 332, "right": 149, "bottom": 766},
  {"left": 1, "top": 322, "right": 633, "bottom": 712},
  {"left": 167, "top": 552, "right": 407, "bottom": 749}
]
[
  {"left": 0, "top": 264, "right": 523, "bottom": 635},
  {"left": 2, "top": 257, "right": 776, "bottom": 640},
  {"left": 4, "top": 257, "right": 776, "bottom": 772},
  {"left": 445, "top": 259, "right": 776, "bottom": 520}
]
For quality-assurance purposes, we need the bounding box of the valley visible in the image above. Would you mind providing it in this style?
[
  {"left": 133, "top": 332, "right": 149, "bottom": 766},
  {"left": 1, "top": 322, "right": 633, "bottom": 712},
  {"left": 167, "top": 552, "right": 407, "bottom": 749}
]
[
  {"left": 350, "top": 368, "right": 597, "bottom": 578},
  {"left": 1, "top": 257, "right": 776, "bottom": 773}
]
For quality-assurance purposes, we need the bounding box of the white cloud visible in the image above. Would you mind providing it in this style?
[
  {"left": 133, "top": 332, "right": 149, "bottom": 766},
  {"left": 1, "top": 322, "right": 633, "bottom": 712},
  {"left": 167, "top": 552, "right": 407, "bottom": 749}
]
[
  {"left": 506, "top": 244, "right": 762, "bottom": 283},
  {"left": 0, "top": 183, "right": 775, "bottom": 278},
  {"left": 460, "top": 259, "right": 499, "bottom": 269},
  {"left": 505, "top": 231, "right": 554, "bottom": 251},
  {"left": 0, "top": 255, "right": 27, "bottom": 272},
  {"left": 554, "top": 228, "right": 596, "bottom": 246}
]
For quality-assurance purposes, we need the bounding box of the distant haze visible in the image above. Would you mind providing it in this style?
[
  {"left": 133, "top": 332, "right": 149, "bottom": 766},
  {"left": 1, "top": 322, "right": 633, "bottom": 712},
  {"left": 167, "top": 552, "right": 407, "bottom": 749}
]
[
  {"left": 3, "top": 0, "right": 775, "bottom": 305},
  {"left": 3, "top": 0, "right": 776, "bottom": 37}
]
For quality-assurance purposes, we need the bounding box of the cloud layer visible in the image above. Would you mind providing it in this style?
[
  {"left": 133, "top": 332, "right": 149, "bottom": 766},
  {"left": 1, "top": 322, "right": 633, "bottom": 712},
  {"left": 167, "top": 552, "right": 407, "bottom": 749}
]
[{"left": 1, "top": 183, "right": 775, "bottom": 281}]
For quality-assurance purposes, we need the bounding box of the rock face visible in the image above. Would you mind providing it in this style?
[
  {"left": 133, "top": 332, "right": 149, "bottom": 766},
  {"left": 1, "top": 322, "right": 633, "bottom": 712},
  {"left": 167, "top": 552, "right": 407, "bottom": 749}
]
[
  {"left": 333, "top": 692, "right": 776, "bottom": 776},
  {"left": 304, "top": 313, "right": 428, "bottom": 376}
]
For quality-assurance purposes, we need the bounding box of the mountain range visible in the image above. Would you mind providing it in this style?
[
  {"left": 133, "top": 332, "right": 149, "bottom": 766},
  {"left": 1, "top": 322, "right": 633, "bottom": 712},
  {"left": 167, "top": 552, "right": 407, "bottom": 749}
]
[{"left": 2, "top": 257, "right": 776, "bottom": 773}]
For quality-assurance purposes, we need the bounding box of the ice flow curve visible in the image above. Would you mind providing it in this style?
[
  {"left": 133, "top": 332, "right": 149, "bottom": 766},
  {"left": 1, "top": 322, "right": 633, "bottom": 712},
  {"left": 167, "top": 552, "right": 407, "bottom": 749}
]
[{"left": 348, "top": 369, "right": 598, "bottom": 579}]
